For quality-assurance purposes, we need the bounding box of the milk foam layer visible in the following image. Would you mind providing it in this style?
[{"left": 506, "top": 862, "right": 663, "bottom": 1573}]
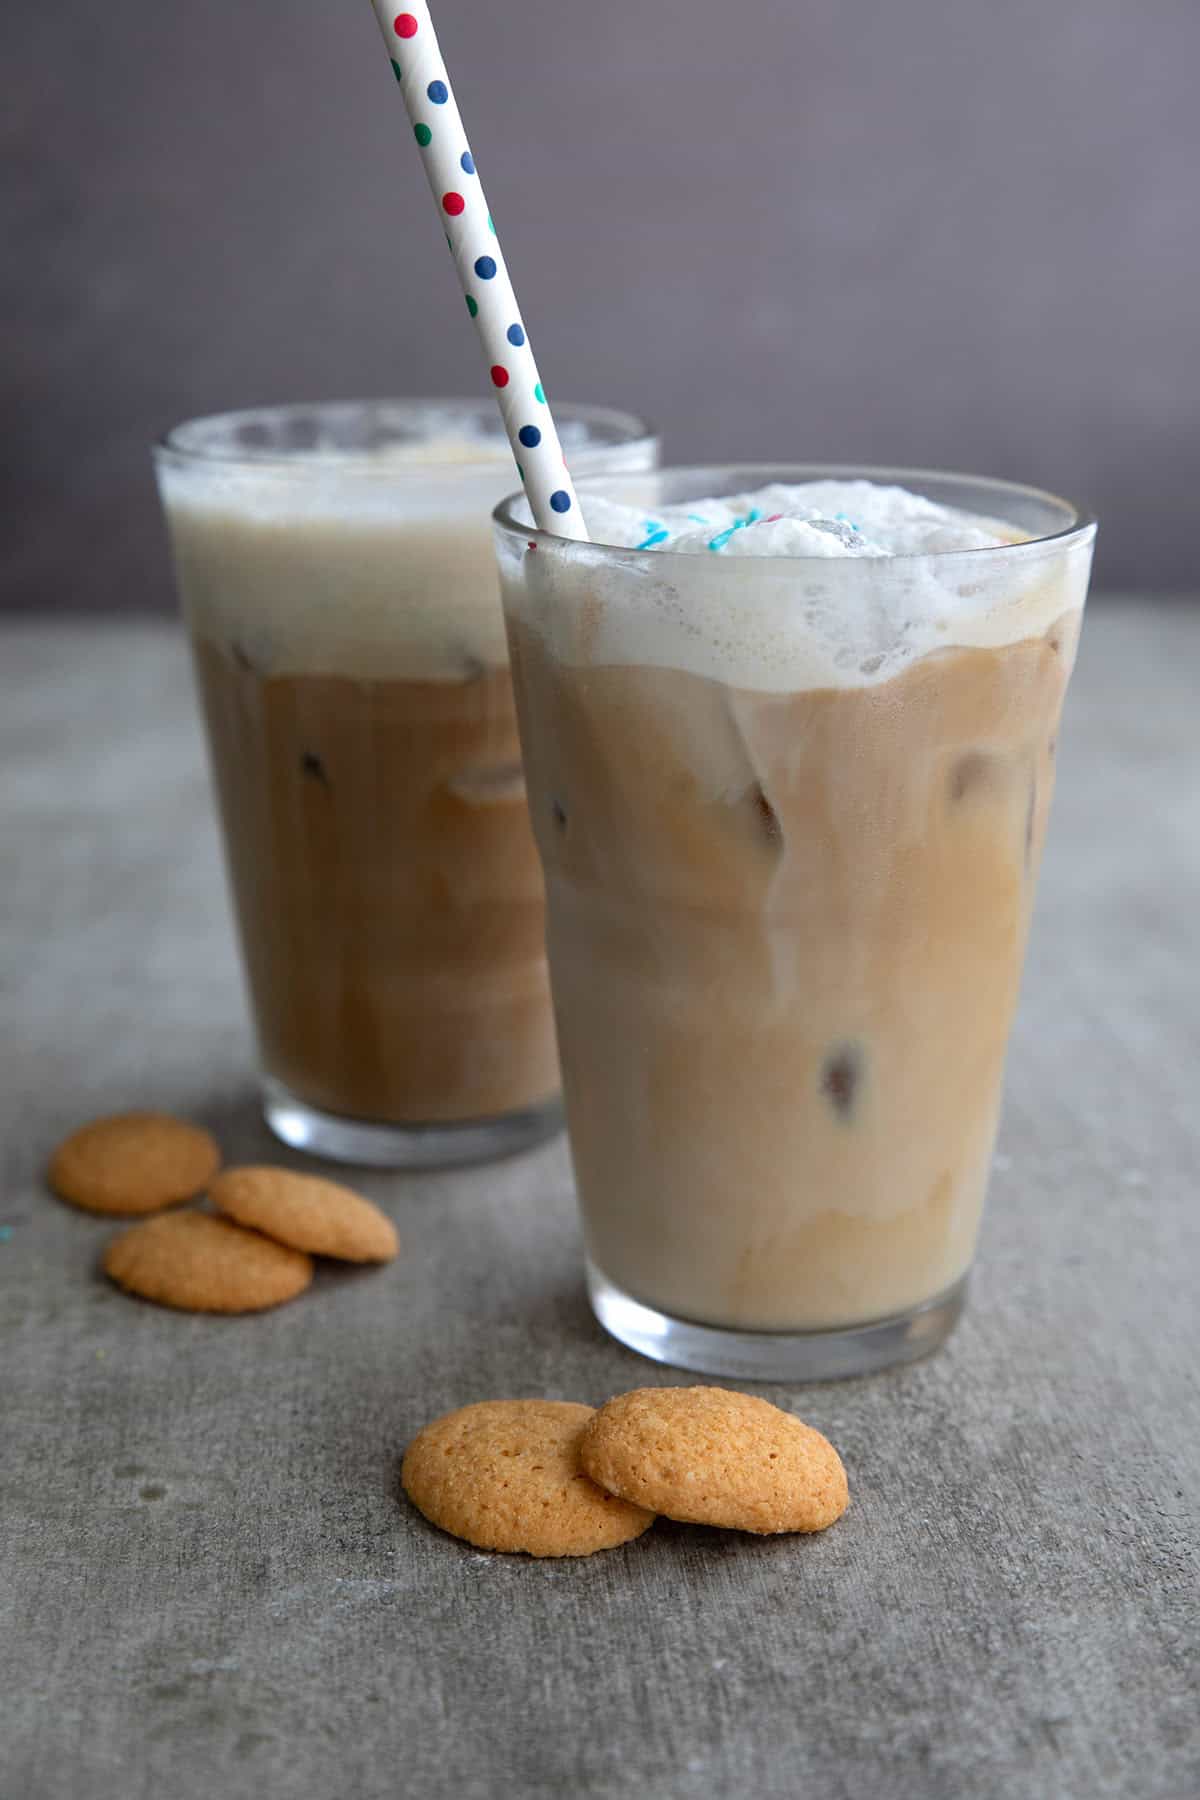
[
  {"left": 504, "top": 480, "right": 1092, "bottom": 693},
  {"left": 580, "top": 479, "right": 1019, "bottom": 558},
  {"left": 163, "top": 474, "right": 511, "bottom": 682},
  {"left": 158, "top": 416, "right": 653, "bottom": 682}
]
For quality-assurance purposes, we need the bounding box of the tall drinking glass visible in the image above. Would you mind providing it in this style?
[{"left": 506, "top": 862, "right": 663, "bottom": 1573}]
[
  {"left": 495, "top": 465, "right": 1094, "bottom": 1377},
  {"left": 155, "top": 400, "right": 657, "bottom": 1166}
]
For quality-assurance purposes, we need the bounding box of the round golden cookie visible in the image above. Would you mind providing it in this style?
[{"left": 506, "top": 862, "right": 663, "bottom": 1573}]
[
  {"left": 103, "top": 1212, "right": 313, "bottom": 1313},
  {"left": 49, "top": 1112, "right": 221, "bottom": 1215},
  {"left": 210, "top": 1165, "right": 398, "bottom": 1263},
  {"left": 579, "top": 1386, "right": 848, "bottom": 1535},
  {"left": 401, "top": 1399, "right": 656, "bottom": 1557}
]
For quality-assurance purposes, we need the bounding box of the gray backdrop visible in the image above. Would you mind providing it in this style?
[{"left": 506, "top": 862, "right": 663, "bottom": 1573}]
[{"left": 5, "top": 0, "right": 1198, "bottom": 610}]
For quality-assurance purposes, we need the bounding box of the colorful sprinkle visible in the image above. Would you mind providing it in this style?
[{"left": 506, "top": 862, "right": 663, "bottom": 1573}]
[
  {"left": 490, "top": 365, "right": 509, "bottom": 387},
  {"left": 393, "top": 13, "right": 418, "bottom": 38},
  {"left": 506, "top": 323, "right": 525, "bottom": 346},
  {"left": 465, "top": 294, "right": 478, "bottom": 317},
  {"left": 518, "top": 425, "right": 541, "bottom": 448},
  {"left": 474, "top": 255, "right": 497, "bottom": 280},
  {"left": 549, "top": 490, "right": 572, "bottom": 513},
  {"left": 707, "top": 508, "right": 764, "bottom": 551},
  {"left": 460, "top": 151, "right": 475, "bottom": 174},
  {"left": 638, "top": 529, "right": 671, "bottom": 549},
  {"left": 442, "top": 191, "right": 465, "bottom": 216},
  {"left": 427, "top": 79, "right": 448, "bottom": 103},
  {"left": 414, "top": 122, "right": 432, "bottom": 146},
  {"left": 687, "top": 513, "right": 709, "bottom": 524}
]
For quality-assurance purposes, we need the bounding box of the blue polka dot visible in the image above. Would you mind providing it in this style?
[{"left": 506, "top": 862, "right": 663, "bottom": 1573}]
[
  {"left": 427, "top": 80, "right": 448, "bottom": 104},
  {"left": 549, "top": 490, "right": 572, "bottom": 514},
  {"left": 518, "top": 425, "right": 541, "bottom": 448},
  {"left": 473, "top": 255, "right": 497, "bottom": 280},
  {"left": 460, "top": 151, "right": 475, "bottom": 173},
  {"left": 506, "top": 323, "right": 526, "bottom": 346}
]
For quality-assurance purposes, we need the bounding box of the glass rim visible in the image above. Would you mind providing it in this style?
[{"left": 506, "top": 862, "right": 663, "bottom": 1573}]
[
  {"left": 154, "top": 397, "right": 659, "bottom": 473},
  {"left": 493, "top": 462, "right": 1097, "bottom": 565}
]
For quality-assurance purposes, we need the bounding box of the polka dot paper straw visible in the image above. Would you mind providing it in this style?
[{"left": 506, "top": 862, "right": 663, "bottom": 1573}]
[{"left": 369, "top": 3, "right": 588, "bottom": 540}]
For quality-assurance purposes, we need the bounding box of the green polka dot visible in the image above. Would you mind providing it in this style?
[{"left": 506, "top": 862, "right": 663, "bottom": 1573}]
[
  {"left": 487, "top": 215, "right": 496, "bottom": 235},
  {"left": 414, "top": 123, "right": 432, "bottom": 147},
  {"left": 465, "top": 295, "right": 478, "bottom": 318},
  {"left": 391, "top": 60, "right": 403, "bottom": 82},
  {"left": 534, "top": 383, "right": 546, "bottom": 404},
  {"left": 516, "top": 463, "right": 524, "bottom": 482}
]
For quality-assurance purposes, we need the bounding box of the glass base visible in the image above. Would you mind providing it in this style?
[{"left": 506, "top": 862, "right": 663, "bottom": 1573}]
[
  {"left": 262, "top": 1076, "right": 563, "bottom": 1170},
  {"left": 586, "top": 1259, "right": 969, "bottom": 1381}
]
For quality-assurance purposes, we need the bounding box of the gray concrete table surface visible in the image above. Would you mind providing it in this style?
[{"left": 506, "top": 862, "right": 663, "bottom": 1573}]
[{"left": 1, "top": 608, "right": 1197, "bottom": 1800}]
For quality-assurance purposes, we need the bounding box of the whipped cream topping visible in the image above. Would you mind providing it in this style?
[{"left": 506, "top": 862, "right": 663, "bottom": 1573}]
[
  {"left": 500, "top": 480, "right": 1091, "bottom": 693},
  {"left": 579, "top": 480, "right": 1020, "bottom": 559}
]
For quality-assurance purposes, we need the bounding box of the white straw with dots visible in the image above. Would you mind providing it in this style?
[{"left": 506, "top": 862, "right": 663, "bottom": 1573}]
[{"left": 368, "top": 2, "right": 589, "bottom": 541}]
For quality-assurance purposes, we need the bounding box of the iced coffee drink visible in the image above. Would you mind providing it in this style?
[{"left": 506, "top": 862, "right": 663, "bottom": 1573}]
[
  {"left": 495, "top": 467, "right": 1094, "bottom": 1376},
  {"left": 154, "top": 401, "right": 655, "bottom": 1165}
]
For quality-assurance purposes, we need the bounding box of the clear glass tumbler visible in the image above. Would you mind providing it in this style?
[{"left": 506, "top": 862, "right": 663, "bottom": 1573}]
[
  {"left": 154, "top": 400, "right": 657, "bottom": 1167},
  {"left": 495, "top": 465, "right": 1095, "bottom": 1377}
]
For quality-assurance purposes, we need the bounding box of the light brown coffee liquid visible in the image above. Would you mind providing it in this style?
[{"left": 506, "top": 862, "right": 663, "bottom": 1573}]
[
  {"left": 510, "top": 614, "right": 1078, "bottom": 1330},
  {"left": 193, "top": 640, "right": 558, "bottom": 1123}
]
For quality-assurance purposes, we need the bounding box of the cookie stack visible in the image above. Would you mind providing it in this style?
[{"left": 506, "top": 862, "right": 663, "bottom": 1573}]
[
  {"left": 403, "top": 1387, "right": 849, "bottom": 1556},
  {"left": 48, "top": 1111, "right": 398, "bottom": 1312}
]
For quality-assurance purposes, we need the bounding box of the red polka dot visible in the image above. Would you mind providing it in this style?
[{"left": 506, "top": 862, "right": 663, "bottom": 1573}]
[
  {"left": 393, "top": 13, "right": 418, "bottom": 37},
  {"left": 442, "top": 192, "right": 465, "bottom": 216},
  {"left": 490, "top": 365, "right": 509, "bottom": 388}
]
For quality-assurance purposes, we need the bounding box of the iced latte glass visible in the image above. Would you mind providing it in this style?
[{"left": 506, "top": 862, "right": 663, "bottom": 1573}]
[
  {"left": 154, "top": 401, "right": 656, "bottom": 1166},
  {"left": 494, "top": 466, "right": 1095, "bottom": 1376}
]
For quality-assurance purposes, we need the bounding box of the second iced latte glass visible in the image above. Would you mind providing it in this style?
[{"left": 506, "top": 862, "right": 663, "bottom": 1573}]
[
  {"left": 154, "top": 400, "right": 657, "bottom": 1167},
  {"left": 495, "top": 466, "right": 1095, "bottom": 1378}
]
